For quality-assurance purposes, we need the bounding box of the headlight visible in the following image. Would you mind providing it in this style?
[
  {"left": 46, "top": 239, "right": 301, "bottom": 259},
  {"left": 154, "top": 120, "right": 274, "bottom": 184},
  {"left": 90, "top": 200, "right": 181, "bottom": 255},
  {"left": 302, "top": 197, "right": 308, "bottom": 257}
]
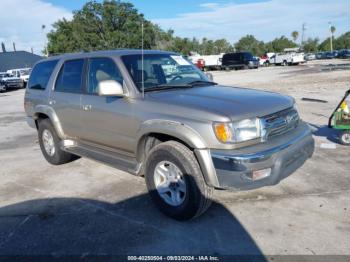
[
  {"left": 214, "top": 118, "right": 261, "bottom": 143},
  {"left": 293, "top": 103, "right": 298, "bottom": 112}
]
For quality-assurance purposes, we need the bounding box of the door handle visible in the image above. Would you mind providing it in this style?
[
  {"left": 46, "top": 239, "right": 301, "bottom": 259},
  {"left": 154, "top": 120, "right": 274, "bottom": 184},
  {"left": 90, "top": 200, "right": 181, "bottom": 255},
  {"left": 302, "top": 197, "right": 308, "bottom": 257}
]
[{"left": 83, "top": 105, "right": 92, "bottom": 111}]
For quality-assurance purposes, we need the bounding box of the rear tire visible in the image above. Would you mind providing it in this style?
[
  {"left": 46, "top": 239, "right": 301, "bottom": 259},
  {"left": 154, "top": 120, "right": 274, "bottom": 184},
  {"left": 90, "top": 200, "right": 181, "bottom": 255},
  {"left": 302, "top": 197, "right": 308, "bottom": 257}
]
[
  {"left": 340, "top": 131, "right": 350, "bottom": 146},
  {"left": 38, "top": 119, "right": 78, "bottom": 165},
  {"left": 145, "top": 141, "right": 213, "bottom": 220}
]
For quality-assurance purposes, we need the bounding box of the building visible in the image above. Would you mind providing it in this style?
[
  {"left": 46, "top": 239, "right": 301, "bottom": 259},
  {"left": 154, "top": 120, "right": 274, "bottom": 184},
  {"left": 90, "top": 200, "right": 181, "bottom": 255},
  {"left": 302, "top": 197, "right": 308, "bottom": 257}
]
[{"left": 0, "top": 50, "right": 42, "bottom": 72}]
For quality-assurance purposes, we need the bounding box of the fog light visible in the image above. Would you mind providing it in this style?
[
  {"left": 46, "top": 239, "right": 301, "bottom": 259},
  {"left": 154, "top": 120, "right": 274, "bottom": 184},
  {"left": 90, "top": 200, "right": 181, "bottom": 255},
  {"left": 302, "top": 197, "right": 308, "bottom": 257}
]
[{"left": 252, "top": 168, "right": 271, "bottom": 181}]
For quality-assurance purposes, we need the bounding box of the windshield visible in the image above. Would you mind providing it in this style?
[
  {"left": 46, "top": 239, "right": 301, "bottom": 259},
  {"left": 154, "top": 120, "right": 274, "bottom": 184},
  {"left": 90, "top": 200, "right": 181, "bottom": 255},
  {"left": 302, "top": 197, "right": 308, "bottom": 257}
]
[
  {"left": 20, "top": 69, "right": 31, "bottom": 76},
  {"left": 121, "top": 54, "right": 210, "bottom": 91}
]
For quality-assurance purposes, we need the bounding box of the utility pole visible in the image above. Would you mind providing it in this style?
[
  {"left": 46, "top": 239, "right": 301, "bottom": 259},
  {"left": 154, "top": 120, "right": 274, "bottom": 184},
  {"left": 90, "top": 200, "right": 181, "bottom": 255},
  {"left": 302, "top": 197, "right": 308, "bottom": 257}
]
[
  {"left": 301, "top": 23, "right": 306, "bottom": 48},
  {"left": 328, "top": 22, "right": 333, "bottom": 52}
]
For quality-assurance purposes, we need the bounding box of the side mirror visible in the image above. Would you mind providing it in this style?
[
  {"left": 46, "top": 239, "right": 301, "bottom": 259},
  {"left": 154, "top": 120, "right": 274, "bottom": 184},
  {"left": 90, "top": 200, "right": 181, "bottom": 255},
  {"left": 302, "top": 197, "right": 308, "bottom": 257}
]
[
  {"left": 97, "top": 80, "right": 124, "bottom": 96},
  {"left": 205, "top": 72, "right": 214, "bottom": 81}
]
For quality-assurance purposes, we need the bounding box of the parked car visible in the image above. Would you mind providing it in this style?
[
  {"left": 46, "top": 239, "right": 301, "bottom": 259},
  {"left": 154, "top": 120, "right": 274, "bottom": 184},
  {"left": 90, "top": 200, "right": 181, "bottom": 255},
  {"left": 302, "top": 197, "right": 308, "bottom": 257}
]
[
  {"left": 324, "top": 51, "right": 338, "bottom": 59},
  {"left": 258, "top": 55, "right": 268, "bottom": 66},
  {"left": 0, "top": 72, "right": 24, "bottom": 90},
  {"left": 316, "top": 52, "right": 326, "bottom": 59},
  {"left": 304, "top": 53, "right": 316, "bottom": 61},
  {"left": 222, "top": 52, "right": 259, "bottom": 70},
  {"left": 24, "top": 50, "right": 314, "bottom": 220},
  {"left": 338, "top": 49, "right": 350, "bottom": 59},
  {"left": 7, "top": 68, "right": 31, "bottom": 87},
  {"left": 0, "top": 73, "right": 6, "bottom": 92}
]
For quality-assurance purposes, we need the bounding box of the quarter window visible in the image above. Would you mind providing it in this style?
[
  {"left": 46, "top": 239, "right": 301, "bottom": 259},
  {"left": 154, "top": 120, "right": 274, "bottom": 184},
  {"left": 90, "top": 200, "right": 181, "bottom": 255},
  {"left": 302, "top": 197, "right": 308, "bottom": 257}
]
[
  {"left": 55, "top": 59, "right": 84, "bottom": 93},
  {"left": 87, "top": 57, "right": 123, "bottom": 95},
  {"left": 28, "top": 60, "right": 58, "bottom": 90}
]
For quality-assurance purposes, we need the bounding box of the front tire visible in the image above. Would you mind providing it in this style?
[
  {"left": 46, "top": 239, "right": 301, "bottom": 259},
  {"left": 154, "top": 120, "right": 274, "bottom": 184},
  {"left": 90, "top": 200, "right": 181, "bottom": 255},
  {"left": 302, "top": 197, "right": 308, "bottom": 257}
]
[
  {"left": 340, "top": 131, "right": 350, "bottom": 145},
  {"left": 145, "top": 141, "right": 213, "bottom": 220},
  {"left": 38, "top": 119, "right": 78, "bottom": 165}
]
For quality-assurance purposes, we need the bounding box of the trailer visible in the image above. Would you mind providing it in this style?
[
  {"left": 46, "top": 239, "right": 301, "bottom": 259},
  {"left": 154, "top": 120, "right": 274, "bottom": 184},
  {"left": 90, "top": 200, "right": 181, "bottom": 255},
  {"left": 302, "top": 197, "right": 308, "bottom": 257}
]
[{"left": 188, "top": 53, "right": 224, "bottom": 71}]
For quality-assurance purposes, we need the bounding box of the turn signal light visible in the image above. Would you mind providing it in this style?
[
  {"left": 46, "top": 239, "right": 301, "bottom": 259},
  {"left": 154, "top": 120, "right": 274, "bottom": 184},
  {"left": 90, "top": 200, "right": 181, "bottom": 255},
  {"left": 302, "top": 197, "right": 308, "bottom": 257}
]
[{"left": 214, "top": 123, "right": 232, "bottom": 143}]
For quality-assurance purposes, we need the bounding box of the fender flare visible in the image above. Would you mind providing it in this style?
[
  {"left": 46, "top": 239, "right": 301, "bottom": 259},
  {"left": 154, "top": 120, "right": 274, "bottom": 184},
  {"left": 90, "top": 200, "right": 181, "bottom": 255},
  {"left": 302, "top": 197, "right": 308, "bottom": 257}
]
[
  {"left": 136, "top": 119, "right": 219, "bottom": 187},
  {"left": 135, "top": 119, "right": 207, "bottom": 160},
  {"left": 33, "top": 105, "right": 66, "bottom": 139}
]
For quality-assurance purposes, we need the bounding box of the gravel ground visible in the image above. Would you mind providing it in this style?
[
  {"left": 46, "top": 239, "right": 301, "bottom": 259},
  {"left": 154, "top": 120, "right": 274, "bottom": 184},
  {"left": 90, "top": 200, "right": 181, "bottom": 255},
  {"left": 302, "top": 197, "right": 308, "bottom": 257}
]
[{"left": 0, "top": 59, "right": 349, "bottom": 257}]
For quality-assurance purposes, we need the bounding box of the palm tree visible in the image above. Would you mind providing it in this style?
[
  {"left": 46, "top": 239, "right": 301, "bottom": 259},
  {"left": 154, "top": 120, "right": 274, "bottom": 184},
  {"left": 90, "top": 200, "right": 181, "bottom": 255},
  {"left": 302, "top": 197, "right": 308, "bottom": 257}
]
[
  {"left": 291, "top": 31, "right": 299, "bottom": 42},
  {"left": 330, "top": 26, "right": 336, "bottom": 35}
]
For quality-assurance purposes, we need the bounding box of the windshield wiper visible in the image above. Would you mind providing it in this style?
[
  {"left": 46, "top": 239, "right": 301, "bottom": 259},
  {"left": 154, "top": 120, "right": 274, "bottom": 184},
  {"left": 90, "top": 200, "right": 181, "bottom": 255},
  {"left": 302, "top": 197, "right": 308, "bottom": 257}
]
[
  {"left": 187, "top": 80, "right": 218, "bottom": 86},
  {"left": 143, "top": 84, "right": 192, "bottom": 92},
  {"left": 143, "top": 81, "right": 217, "bottom": 93}
]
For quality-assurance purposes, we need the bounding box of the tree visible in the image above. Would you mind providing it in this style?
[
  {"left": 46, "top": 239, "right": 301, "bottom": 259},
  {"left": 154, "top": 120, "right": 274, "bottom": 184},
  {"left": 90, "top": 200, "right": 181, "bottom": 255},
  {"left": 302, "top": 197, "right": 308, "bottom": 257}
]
[
  {"left": 330, "top": 26, "right": 336, "bottom": 35},
  {"left": 47, "top": 0, "right": 161, "bottom": 54},
  {"left": 265, "top": 36, "right": 297, "bottom": 53},
  {"left": 213, "top": 39, "right": 233, "bottom": 54},
  {"left": 291, "top": 31, "right": 299, "bottom": 42},
  {"left": 318, "top": 37, "right": 331, "bottom": 51},
  {"left": 319, "top": 31, "right": 350, "bottom": 51},
  {"left": 334, "top": 32, "right": 350, "bottom": 50},
  {"left": 302, "top": 38, "right": 319, "bottom": 53},
  {"left": 46, "top": 0, "right": 349, "bottom": 57},
  {"left": 235, "top": 35, "right": 266, "bottom": 56}
]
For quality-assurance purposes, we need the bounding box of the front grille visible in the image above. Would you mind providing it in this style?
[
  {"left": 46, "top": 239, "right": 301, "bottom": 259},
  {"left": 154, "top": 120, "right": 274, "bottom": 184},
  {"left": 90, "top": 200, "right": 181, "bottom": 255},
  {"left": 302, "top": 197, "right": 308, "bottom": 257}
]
[
  {"left": 6, "top": 79, "right": 21, "bottom": 83},
  {"left": 261, "top": 107, "right": 299, "bottom": 140}
]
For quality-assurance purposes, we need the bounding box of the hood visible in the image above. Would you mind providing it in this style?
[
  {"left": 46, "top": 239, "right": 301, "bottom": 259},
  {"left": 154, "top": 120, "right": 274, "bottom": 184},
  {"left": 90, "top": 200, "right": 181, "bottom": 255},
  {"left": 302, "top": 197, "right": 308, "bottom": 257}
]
[
  {"left": 147, "top": 85, "right": 294, "bottom": 121},
  {"left": 2, "top": 76, "right": 21, "bottom": 81}
]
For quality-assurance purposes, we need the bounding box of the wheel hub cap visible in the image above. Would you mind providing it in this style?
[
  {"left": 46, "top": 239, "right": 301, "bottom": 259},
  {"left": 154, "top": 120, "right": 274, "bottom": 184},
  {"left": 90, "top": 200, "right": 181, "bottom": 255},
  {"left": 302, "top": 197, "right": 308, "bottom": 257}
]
[
  {"left": 42, "top": 129, "right": 55, "bottom": 156},
  {"left": 343, "top": 133, "right": 350, "bottom": 143},
  {"left": 154, "top": 161, "right": 186, "bottom": 206}
]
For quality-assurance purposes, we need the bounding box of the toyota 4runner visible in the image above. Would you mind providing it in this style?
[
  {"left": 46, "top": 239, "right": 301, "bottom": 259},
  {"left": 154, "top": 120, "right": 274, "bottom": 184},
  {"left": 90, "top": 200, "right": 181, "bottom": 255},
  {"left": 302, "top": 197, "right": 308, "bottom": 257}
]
[{"left": 24, "top": 50, "right": 314, "bottom": 220}]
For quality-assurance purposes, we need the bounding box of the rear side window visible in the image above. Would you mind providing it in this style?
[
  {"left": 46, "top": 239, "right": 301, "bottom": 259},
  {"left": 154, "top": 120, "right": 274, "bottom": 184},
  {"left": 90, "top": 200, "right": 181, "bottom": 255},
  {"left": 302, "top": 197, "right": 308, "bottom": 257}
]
[
  {"left": 55, "top": 59, "right": 84, "bottom": 93},
  {"left": 223, "top": 53, "right": 239, "bottom": 61},
  {"left": 243, "top": 53, "right": 253, "bottom": 60},
  {"left": 28, "top": 60, "right": 58, "bottom": 90}
]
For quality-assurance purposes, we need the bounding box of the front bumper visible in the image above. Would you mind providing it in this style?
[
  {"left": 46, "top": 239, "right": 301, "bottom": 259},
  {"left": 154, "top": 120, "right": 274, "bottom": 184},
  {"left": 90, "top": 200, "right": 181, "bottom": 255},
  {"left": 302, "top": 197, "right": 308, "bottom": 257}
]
[
  {"left": 200, "top": 122, "right": 314, "bottom": 190},
  {"left": 5, "top": 82, "right": 23, "bottom": 88}
]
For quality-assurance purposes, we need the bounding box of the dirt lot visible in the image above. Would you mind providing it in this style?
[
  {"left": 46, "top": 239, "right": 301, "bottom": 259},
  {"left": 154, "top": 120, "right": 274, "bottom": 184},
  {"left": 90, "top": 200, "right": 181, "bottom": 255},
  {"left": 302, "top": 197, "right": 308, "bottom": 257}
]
[{"left": 0, "top": 59, "right": 349, "bottom": 256}]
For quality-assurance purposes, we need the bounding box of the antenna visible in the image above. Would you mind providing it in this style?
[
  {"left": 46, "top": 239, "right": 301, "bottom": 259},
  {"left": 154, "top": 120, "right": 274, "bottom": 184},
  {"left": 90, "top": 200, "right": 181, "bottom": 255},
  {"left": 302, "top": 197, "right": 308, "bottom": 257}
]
[{"left": 141, "top": 22, "right": 145, "bottom": 99}]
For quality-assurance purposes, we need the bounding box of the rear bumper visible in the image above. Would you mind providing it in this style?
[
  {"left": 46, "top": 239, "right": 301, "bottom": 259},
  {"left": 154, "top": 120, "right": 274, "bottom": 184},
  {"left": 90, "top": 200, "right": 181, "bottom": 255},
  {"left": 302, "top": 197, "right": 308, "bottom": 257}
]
[{"left": 198, "top": 122, "right": 314, "bottom": 190}]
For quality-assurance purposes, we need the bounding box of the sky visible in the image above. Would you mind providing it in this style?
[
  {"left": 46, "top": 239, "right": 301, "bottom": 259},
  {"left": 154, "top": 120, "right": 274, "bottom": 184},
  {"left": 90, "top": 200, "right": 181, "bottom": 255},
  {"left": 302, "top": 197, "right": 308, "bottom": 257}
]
[{"left": 0, "top": 0, "right": 349, "bottom": 55}]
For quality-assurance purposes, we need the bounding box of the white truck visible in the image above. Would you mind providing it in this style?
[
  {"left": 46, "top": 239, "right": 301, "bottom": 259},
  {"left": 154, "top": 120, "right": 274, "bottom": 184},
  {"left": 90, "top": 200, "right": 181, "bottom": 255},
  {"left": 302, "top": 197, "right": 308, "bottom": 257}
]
[
  {"left": 7, "top": 68, "right": 31, "bottom": 86},
  {"left": 0, "top": 72, "right": 24, "bottom": 91},
  {"left": 269, "top": 48, "right": 305, "bottom": 66},
  {"left": 188, "top": 53, "right": 224, "bottom": 71}
]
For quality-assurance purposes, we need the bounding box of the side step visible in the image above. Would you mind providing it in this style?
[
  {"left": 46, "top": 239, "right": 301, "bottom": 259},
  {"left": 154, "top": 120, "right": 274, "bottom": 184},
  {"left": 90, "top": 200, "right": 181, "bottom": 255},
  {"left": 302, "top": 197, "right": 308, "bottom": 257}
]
[{"left": 63, "top": 141, "right": 142, "bottom": 175}]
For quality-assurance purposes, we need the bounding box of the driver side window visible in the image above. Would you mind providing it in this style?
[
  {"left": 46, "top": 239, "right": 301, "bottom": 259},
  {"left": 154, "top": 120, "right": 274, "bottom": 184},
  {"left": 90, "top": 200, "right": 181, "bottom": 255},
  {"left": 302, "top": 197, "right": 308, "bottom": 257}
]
[{"left": 87, "top": 57, "right": 123, "bottom": 95}]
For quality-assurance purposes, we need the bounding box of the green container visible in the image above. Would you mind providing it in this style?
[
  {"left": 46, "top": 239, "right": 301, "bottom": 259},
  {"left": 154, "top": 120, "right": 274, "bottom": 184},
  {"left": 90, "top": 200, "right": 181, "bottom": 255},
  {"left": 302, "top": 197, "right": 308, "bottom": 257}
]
[{"left": 332, "top": 111, "right": 350, "bottom": 130}]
